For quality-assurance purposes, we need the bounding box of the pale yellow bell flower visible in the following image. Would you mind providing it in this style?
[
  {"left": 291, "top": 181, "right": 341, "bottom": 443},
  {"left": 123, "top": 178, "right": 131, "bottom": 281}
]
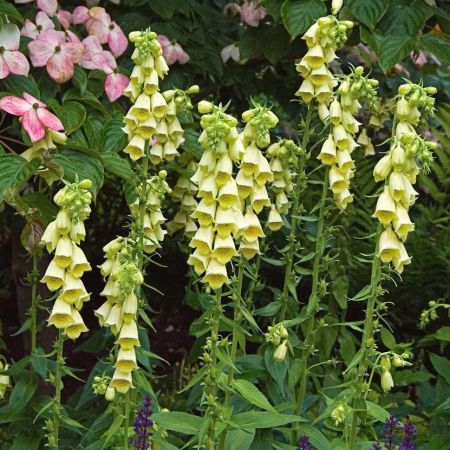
[
  {"left": 329, "top": 99, "right": 342, "bottom": 126},
  {"left": 202, "top": 258, "right": 229, "bottom": 289},
  {"left": 54, "top": 235, "right": 73, "bottom": 269},
  {"left": 238, "top": 237, "right": 260, "bottom": 260},
  {"left": 373, "top": 189, "right": 397, "bottom": 225},
  {"left": 215, "top": 206, "right": 238, "bottom": 238},
  {"left": 70, "top": 245, "right": 92, "bottom": 278},
  {"left": 154, "top": 119, "right": 168, "bottom": 143},
  {"left": 55, "top": 209, "right": 72, "bottom": 234},
  {"left": 41, "top": 220, "right": 59, "bottom": 252},
  {"left": 41, "top": 259, "right": 65, "bottom": 291},
  {"left": 236, "top": 169, "right": 254, "bottom": 199},
  {"left": 111, "top": 369, "right": 134, "bottom": 393},
  {"left": 218, "top": 179, "right": 239, "bottom": 209},
  {"left": 318, "top": 134, "right": 337, "bottom": 165},
  {"left": 334, "top": 188, "right": 353, "bottom": 209},
  {"left": 191, "top": 199, "right": 216, "bottom": 227},
  {"left": 132, "top": 94, "right": 151, "bottom": 121},
  {"left": 69, "top": 220, "right": 86, "bottom": 243},
  {"left": 241, "top": 143, "right": 260, "bottom": 176},
  {"left": 315, "top": 82, "right": 333, "bottom": 103},
  {"left": 378, "top": 226, "right": 401, "bottom": 263},
  {"left": 190, "top": 225, "right": 214, "bottom": 255},
  {"left": 336, "top": 149, "right": 355, "bottom": 171},
  {"left": 212, "top": 234, "right": 237, "bottom": 264},
  {"left": 241, "top": 209, "right": 265, "bottom": 242},
  {"left": 65, "top": 308, "right": 88, "bottom": 340},
  {"left": 295, "top": 59, "right": 311, "bottom": 78},
  {"left": 333, "top": 125, "right": 349, "bottom": 150},
  {"left": 94, "top": 300, "right": 113, "bottom": 326},
  {"left": 163, "top": 140, "right": 179, "bottom": 161},
  {"left": 61, "top": 272, "right": 86, "bottom": 304},
  {"left": 198, "top": 149, "right": 216, "bottom": 173},
  {"left": 295, "top": 79, "right": 315, "bottom": 103},
  {"left": 329, "top": 166, "right": 348, "bottom": 194},
  {"left": 151, "top": 91, "right": 167, "bottom": 119},
  {"left": 388, "top": 171, "right": 406, "bottom": 202},
  {"left": 392, "top": 242, "right": 412, "bottom": 273},
  {"left": 373, "top": 154, "right": 392, "bottom": 182},
  {"left": 393, "top": 205, "right": 414, "bottom": 241},
  {"left": 143, "top": 70, "right": 159, "bottom": 95},
  {"left": 304, "top": 44, "right": 325, "bottom": 69},
  {"left": 123, "top": 293, "right": 138, "bottom": 324},
  {"left": 155, "top": 55, "right": 169, "bottom": 78},
  {"left": 273, "top": 340, "right": 288, "bottom": 362},
  {"left": 251, "top": 184, "right": 270, "bottom": 213},
  {"left": 391, "top": 144, "right": 406, "bottom": 170},
  {"left": 276, "top": 191, "right": 290, "bottom": 214},
  {"left": 124, "top": 134, "right": 146, "bottom": 161},
  {"left": 187, "top": 249, "right": 209, "bottom": 275},
  {"left": 117, "top": 320, "right": 140, "bottom": 350},
  {"left": 215, "top": 153, "right": 233, "bottom": 186},
  {"left": 116, "top": 347, "right": 138, "bottom": 373},
  {"left": 136, "top": 115, "right": 157, "bottom": 139},
  {"left": 49, "top": 297, "right": 74, "bottom": 329},
  {"left": 267, "top": 206, "right": 284, "bottom": 231},
  {"left": 381, "top": 369, "right": 394, "bottom": 392},
  {"left": 105, "top": 304, "right": 123, "bottom": 335}
]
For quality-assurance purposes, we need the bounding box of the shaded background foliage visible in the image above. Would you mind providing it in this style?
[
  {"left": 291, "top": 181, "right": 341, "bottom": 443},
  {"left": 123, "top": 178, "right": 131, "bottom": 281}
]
[{"left": 0, "top": 0, "right": 450, "bottom": 448}]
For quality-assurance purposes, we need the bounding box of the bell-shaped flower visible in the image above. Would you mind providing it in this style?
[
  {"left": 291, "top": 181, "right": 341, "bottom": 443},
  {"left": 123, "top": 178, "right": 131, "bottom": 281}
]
[
  {"left": 190, "top": 225, "right": 214, "bottom": 255},
  {"left": 373, "top": 153, "right": 392, "bottom": 182},
  {"left": 21, "top": 12, "right": 55, "bottom": 39},
  {"left": 28, "top": 29, "right": 84, "bottom": 83},
  {"left": 212, "top": 234, "right": 237, "bottom": 264},
  {"left": 317, "top": 134, "right": 337, "bottom": 165},
  {"left": 192, "top": 199, "right": 216, "bottom": 227},
  {"left": 105, "top": 304, "right": 123, "bottom": 334},
  {"left": 117, "top": 320, "right": 140, "bottom": 350},
  {"left": 61, "top": 272, "right": 86, "bottom": 304},
  {"left": 122, "top": 293, "right": 138, "bottom": 324},
  {"left": 111, "top": 368, "right": 134, "bottom": 393},
  {"left": 240, "top": 208, "right": 265, "bottom": 242},
  {"left": 392, "top": 242, "right": 411, "bottom": 273},
  {"left": 218, "top": 179, "right": 239, "bottom": 209},
  {"left": 187, "top": 249, "right": 209, "bottom": 275},
  {"left": 238, "top": 237, "right": 260, "bottom": 260},
  {"left": 65, "top": 308, "right": 88, "bottom": 340},
  {"left": 40, "top": 220, "right": 59, "bottom": 252},
  {"left": 393, "top": 205, "right": 414, "bottom": 241},
  {"left": 329, "top": 166, "right": 348, "bottom": 194},
  {"left": 335, "top": 188, "right": 353, "bottom": 209},
  {"left": 84, "top": 7, "right": 128, "bottom": 57},
  {"left": 0, "top": 24, "right": 30, "bottom": 79},
  {"left": 116, "top": 347, "right": 138, "bottom": 373},
  {"left": 267, "top": 206, "right": 283, "bottom": 231},
  {"left": 378, "top": 226, "right": 401, "bottom": 263},
  {"left": 70, "top": 245, "right": 92, "bottom": 278},
  {"left": 41, "top": 259, "right": 65, "bottom": 291},
  {"left": 202, "top": 258, "right": 229, "bottom": 290},
  {"left": 373, "top": 189, "right": 397, "bottom": 225},
  {"left": 94, "top": 300, "right": 113, "bottom": 326},
  {"left": 54, "top": 235, "right": 73, "bottom": 268},
  {"left": 49, "top": 297, "right": 74, "bottom": 329}
]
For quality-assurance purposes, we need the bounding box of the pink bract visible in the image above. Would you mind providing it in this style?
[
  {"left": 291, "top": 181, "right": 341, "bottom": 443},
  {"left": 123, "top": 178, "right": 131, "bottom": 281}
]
[
  {"left": 72, "top": 5, "right": 89, "bottom": 24},
  {"left": 105, "top": 72, "right": 129, "bottom": 101},
  {"left": 28, "top": 29, "right": 83, "bottom": 83},
  {"left": 0, "top": 93, "right": 64, "bottom": 142},
  {"left": 240, "top": 1, "right": 267, "bottom": 27},
  {"left": 21, "top": 11, "right": 55, "bottom": 39},
  {"left": 0, "top": 24, "right": 30, "bottom": 79},
  {"left": 157, "top": 35, "right": 190, "bottom": 66},
  {"left": 221, "top": 44, "right": 240, "bottom": 63},
  {"left": 37, "top": 0, "right": 72, "bottom": 29}
]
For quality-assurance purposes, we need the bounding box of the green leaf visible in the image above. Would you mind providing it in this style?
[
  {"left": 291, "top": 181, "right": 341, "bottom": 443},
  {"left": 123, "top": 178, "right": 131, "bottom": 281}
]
[
  {"left": 72, "top": 65, "right": 88, "bottom": 94},
  {"left": 430, "top": 353, "right": 450, "bottom": 384},
  {"left": 332, "top": 276, "right": 349, "bottom": 309},
  {"left": 224, "top": 428, "right": 255, "bottom": 450},
  {"left": 50, "top": 150, "right": 104, "bottom": 196},
  {"left": 101, "top": 120, "right": 127, "bottom": 153},
  {"left": 378, "top": 35, "right": 417, "bottom": 72},
  {"left": 8, "top": 376, "right": 37, "bottom": 415},
  {"left": 239, "top": 27, "right": 264, "bottom": 60},
  {"left": 366, "top": 401, "right": 390, "bottom": 423},
  {"left": 347, "top": 0, "right": 389, "bottom": 29},
  {"left": 380, "top": 327, "right": 396, "bottom": 350},
  {"left": 281, "top": 0, "right": 327, "bottom": 38},
  {"left": 23, "top": 192, "right": 58, "bottom": 224},
  {"left": 30, "top": 348, "right": 48, "bottom": 380},
  {"left": 0, "top": 155, "right": 40, "bottom": 202},
  {"left": 435, "top": 327, "right": 450, "bottom": 342},
  {"left": 148, "top": 0, "right": 176, "bottom": 18},
  {"left": 10, "top": 435, "right": 41, "bottom": 450},
  {"left": 2, "top": 75, "right": 39, "bottom": 98},
  {"left": 101, "top": 414, "right": 123, "bottom": 448},
  {"left": 297, "top": 424, "right": 330, "bottom": 450},
  {"left": 231, "top": 411, "right": 304, "bottom": 430},
  {"left": 262, "top": 25, "right": 290, "bottom": 64},
  {"left": 61, "top": 101, "right": 87, "bottom": 133},
  {"left": 102, "top": 152, "right": 133, "bottom": 180},
  {"left": 233, "top": 379, "right": 277, "bottom": 412},
  {"left": 0, "top": 1, "right": 23, "bottom": 23},
  {"left": 151, "top": 411, "right": 202, "bottom": 435},
  {"left": 394, "top": 369, "right": 434, "bottom": 385},
  {"left": 420, "top": 33, "right": 450, "bottom": 64},
  {"left": 377, "top": 3, "right": 425, "bottom": 37}
]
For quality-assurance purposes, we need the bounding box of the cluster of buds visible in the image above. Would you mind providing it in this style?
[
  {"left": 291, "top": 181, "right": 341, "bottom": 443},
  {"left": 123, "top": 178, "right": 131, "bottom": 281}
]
[
  {"left": 129, "top": 171, "right": 171, "bottom": 254},
  {"left": 373, "top": 83, "right": 436, "bottom": 273},
  {"left": 295, "top": 14, "right": 353, "bottom": 106},
  {"left": 122, "top": 29, "right": 186, "bottom": 163},
  {"left": 167, "top": 153, "right": 198, "bottom": 237},
  {"left": 318, "top": 67, "right": 379, "bottom": 209},
  {"left": 187, "top": 102, "right": 243, "bottom": 290},
  {"left": 419, "top": 299, "right": 449, "bottom": 328},
  {"left": 95, "top": 237, "right": 143, "bottom": 393},
  {"left": 236, "top": 103, "right": 278, "bottom": 258},
  {"left": 330, "top": 402, "right": 349, "bottom": 426},
  {"left": 265, "top": 323, "right": 288, "bottom": 362},
  {"left": 0, "top": 358, "right": 10, "bottom": 400},
  {"left": 267, "top": 139, "right": 303, "bottom": 221},
  {"left": 92, "top": 374, "right": 115, "bottom": 401},
  {"left": 40, "top": 179, "right": 93, "bottom": 339}
]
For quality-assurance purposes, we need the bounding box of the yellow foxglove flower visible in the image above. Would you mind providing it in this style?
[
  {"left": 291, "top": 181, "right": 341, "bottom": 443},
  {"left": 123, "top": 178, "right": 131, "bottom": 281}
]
[
  {"left": 111, "top": 369, "right": 134, "bottom": 394},
  {"left": 267, "top": 206, "right": 283, "bottom": 231},
  {"left": 317, "top": 134, "right": 337, "bottom": 165},
  {"left": 94, "top": 301, "right": 113, "bottom": 326},
  {"left": 190, "top": 226, "right": 214, "bottom": 255},
  {"left": 393, "top": 205, "right": 414, "bottom": 241},
  {"left": 238, "top": 237, "right": 260, "bottom": 260},
  {"left": 241, "top": 209, "right": 265, "bottom": 242},
  {"left": 55, "top": 209, "right": 72, "bottom": 234},
  {"left": 373, "top": 154, "right": 392, "bottom": 182},
  {"left": 273, "top": 340, "right": 288, "bottom": 362},
  {"left": 212, "top": 234, "right": 237, "bottom": 265},
  {"left": 215, "top": 206, "right": 237, "bottom": 238},
  {"left": 49, "top": 297, "right": 74, "bottom": 329},
  {"left": 122, "top": 293, "right": 138, "bottom": 324},
  {"left": 378, "top": 226, "right": 401, "bottom": 263},
  {"left": 54, "top": 235, "right": 73, "bottom": 268},
  {"left": 116, "top": 347, "right": 138, "bottom": 373},
  {"left": 304, "top": 44, "right": 325, "bottom": 69},
  {"left": 117, "top": 320, "right": 140, "bottom": 350},
  {"left": 70, "top": 246, "right": 92, "bottom": 278},
  {"left": 41, "top": 259, "right": 65, "bottom": 291},
  {"left": 65, "top": 309, "right": 88, "bottom": 340},
  {"left": 187, "top": 250, "right": 209, "bottom": 275},
  {"left": 381, "top": 369, "right": 394, "bottom": 392},
  {"left": 202, "top": 258, "right": 229, "bottom": 290},
  {"left": 392, "top": 242, "right": 411, "bottom": 274},
  {"left": 218, "top": 179, "right": 239, "bottom": 209},
  {"left": 329, "top": 166, "right": 348, "bottom": 194},
  {"left": 373, "top": 189, "right": 397, "bottom": 225},
  {"left": 250, "top": 184, "right": 270, "bottom": 213}
]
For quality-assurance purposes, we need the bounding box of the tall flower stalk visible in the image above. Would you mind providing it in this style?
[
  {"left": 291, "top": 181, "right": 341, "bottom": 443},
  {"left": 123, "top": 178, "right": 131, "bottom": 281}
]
[{"left": 347, "top": 83, "right": 436, "bottom": 448}]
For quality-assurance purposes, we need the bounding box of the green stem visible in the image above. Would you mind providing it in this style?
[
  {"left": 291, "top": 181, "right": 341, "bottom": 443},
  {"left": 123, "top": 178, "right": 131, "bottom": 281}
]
[
  {"left": 245, "top": 239, "right": 264, "bottom": 309},
  {"left": 290, "top": 167, "right": 329, "bottom": 445},
  {"left": 278, "top": 107, "right": 312, "bottom": 321},
  {"left": 347, "top": 225, "right": 382, "bottom": 449},
  {"left": 52, "top": 331, "right": 64, "bottom": 450},
  {"left": 30, "top": 252, "right": 39, "bottom": 354},
  {"left": 124, "top": 391, "right": 130, "bottom": 450},
  {"left": 218, "top": 260, "right": 245, "bottom": 450}
]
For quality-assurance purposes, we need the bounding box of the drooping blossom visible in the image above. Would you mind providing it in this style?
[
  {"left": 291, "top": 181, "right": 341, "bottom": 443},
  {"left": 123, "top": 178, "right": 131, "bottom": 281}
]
[
  {"left": 81, "top": 35, "right": 129, "bottom": 101},
  {"left": 410, "top": 50, "right": 427, "bottom": 67},
  {"left": 224, "top": 1, "right": 267, "bottom": 27},
  {"left": 21, "top": 11, "right": 55, "bottom": 39},
  {"left": 221, "top": 43, "right": 240, "bottom": 63},
  {"left": 0, "top": 24, "right": 30, "bottom": 79},
  {"left": 37, "top": 0, "right": 72, "bottom": 29},
  {"left": 129, "top": 396, "right": 152, "bottom": 450},
  {"left": 157, "top": 35, "right": 189, "bottom": 65},
  {"left": 28, "top": 29, "right": 83, "bottom": 83},
  {"left": 0, "top": 93, "right": 64, "bottom": 142},
  {"left": 73, "top": 6, "right": 127, "bottom": 57}
]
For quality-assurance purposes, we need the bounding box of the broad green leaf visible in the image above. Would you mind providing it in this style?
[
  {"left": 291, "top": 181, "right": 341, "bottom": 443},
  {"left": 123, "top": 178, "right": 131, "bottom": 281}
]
[
  {"left": 151, "top": 411, "right": 202, "bottom": 435},
  {"left": 0, "top": 155, "right": 40, "bottom": 202},
  {"left": 23, "top": 192, "right": 58, "bottom": 224},
  {"left": 61, "top": 101, "right": 87, "bottom": 133},
  {"left": 239, "top": 27, "right": 264, "bottom": 60},
  {"left": 72, "top": 65, "right": 88, "bottom": 94},
  {"left": 377, "top": 3, "right": 426, "bottom": 36},
  {"left": 233, "top": 379, "right": 277, "bottom": 412},
  {"left": 394, "top": 369, "right": 434, "bottom": 385},
  {"left": 102, "top": 152, "right": 133, "bottom": 180},
  {"left": 281, "top": 0, "right": 326, "bottom": 38},
  {"left": 366, "top": 401, "right": 390, "bottom": 422},
  {"left": 30, "top": 348, "right": 48, "bottom": 380},
  {"left": 231, "top": 411, "right": 304, "bottom": 430},
  {"left": 262, "top": 24, "right": 290, "bottom": 64},
  {"left": 420, "top": 33, "right": 450, "bottom": 64},
  {"left": 297, "top": 424, "right": 330, "bottom": 450},
  {"left": 380, "top": 327, "right": 396, "bottom": 350},
  {"left": 332, "top": 275, "right": 349, "bottom": 309},
  {"left": 378, "top": 35, "right": 417, "bottom": 72},
  {"left": 0, "top": 0, "right": 23, "bottom": 23},
  {"left": 10, "top": 435, "right": 41, "bottom": 450},
  {"left": 8, "top": 376, "right": 38, "bottom": 415},
  {"left": 101, "top": 414, "right": 123, "bottom": 448},
  {"left": 224, "top": 428, "right": 255, "bottom": 450},
  {"left": 50, "top": 150, "right": 104, "bottom": 196},
  {"left": 430, "top": 353, "right": 450, "bottom": 384},
  {"left": 2, "top": 75, "right": 39, "bottom": 97},
  {"left": 347, "top": 0, "right": 389, "bottom": 29},
  {"left": 435, "top": 327, "right": 450, "bottom": 342},
  {"left": 101, "top": 120, "right": 127, "bottom": 153}
]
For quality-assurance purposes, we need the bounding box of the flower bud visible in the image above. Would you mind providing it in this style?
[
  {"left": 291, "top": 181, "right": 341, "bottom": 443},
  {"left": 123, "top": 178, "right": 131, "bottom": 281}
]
[
  {"left": 198, "top": 100, "right": 213, "bottom": 114},
  {"left": 273, "top": 340, "right": 288, "bottom": 362},
  {"left": 105, "top": 386, "right": 115, "bottom": 401},
  {"left": 381, "top": 369, "right": 394, "bottom": 392},
  {"left": 332, "top": 0, "right": 343, "bottom": 14}
]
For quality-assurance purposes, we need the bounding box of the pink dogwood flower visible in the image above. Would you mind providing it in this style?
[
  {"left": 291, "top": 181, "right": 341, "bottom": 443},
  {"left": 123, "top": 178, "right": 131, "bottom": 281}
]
[
  {"left": 0, "top": 93, "right": 64, "bottom": 142},
  {"left": 410, "top": 50, "right": 428, "bottom": 67},
  {"left": 0, "top": 24, "right": 30, "bottom": 79},
  {"left": 80, "top": 35, "right": 129, "bottom": 101},
  {"left": 21, "top": 11, "right": 55, "bottom": 39},
  {"left": 240, "top": 1, "right": 267, "bottom": 27},
  {"left": 28, "top": 29, "right": 83, "bottom": 83},
  {"left": 37, "top": 0, "right": 72, "bottom": 30},
  {"left": 157, "top": 35, "right": 190, "bottom": 65},
  {"left": 221, "top": 43, "right": 240, "bottom": 63},
  {"left": 75, "top": 6, "right": 127, "bottom": 57}
]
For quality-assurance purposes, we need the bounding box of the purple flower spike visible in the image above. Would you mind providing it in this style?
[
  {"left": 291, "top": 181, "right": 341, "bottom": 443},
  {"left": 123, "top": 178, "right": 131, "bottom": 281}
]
[
  {"left": 130, "top": 396, "right": 153, "bottom": 450},
  {"left": 383, "top": 414, "right": 400, "bottom": 450},
  {"left": 399, "top": 420, "right": 416, "bottom": 450},
  {"left": 298, "top": 435, "right": 313, "bottom": 450}
]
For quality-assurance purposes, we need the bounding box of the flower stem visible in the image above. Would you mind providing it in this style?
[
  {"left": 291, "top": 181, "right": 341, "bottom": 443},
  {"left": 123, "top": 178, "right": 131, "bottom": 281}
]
[
  {"left": 52, "top": 331, "right": 64, "bottom": 450},
  {"left": 124, "top": 391, "right": 130, "bottom": 450},
  {"left": 30, "top": 251, "right": 40, "bottom": 354},
  {"left": 278, "top": 107, "right": 312, "bottom": 321},
  {"left": 347, "top": 225, "right": 382, "bottom": 449},
  {"left": 290, "top": 166, "right": 329, "bottom": 445},
  {"left": 218, "top": 259, "right": 245, "bottom": 450}
]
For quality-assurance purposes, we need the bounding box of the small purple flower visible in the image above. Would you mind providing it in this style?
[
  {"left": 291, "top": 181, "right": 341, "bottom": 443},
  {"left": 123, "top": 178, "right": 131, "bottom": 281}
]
[
  {"left": 371, "top": 444, "right": 382, "bottom": 450},
  {"left": 383, "top": 414, "right": 400, "bottom": 450},
  {"left": 298, "top": 435, "right": 313, "bottom": 450},
  {"left": 399, "top": 420, "right": 416, "bottom": 450},
  {"left": 130, "top": 396, "right": 153, "bottom": 450}
]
